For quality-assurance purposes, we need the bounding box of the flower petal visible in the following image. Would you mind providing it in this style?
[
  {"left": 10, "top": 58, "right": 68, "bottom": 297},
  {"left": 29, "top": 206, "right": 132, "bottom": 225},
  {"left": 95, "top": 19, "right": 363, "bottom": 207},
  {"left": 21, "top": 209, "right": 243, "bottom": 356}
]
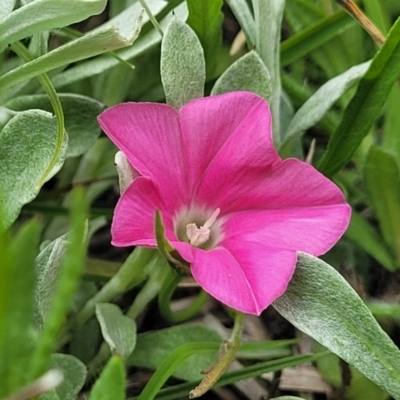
[
  {"left": 178, "top": 242, "right": 297, "bottom": 315},
  {"left": 111, "top": 177, "right": 176, "bottom": 247},
  {"left": 98, "top": 103, "right": 188, "bottom": 211},
  {"left": 196, "top": 148, "right": 347, "bottom": 215},
  {"left": 222, "top": 204, "right": 350, "bottom": 256},
  {"left": 179, "top": 91, "right": 280, "bottom": 201}
]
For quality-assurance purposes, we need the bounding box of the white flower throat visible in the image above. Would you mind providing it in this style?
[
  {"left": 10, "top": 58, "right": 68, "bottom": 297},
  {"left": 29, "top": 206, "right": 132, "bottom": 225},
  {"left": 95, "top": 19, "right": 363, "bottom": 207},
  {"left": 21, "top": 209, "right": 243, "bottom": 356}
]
[{"left": 186, "top": 208, "right": 220, "bottom": 247}]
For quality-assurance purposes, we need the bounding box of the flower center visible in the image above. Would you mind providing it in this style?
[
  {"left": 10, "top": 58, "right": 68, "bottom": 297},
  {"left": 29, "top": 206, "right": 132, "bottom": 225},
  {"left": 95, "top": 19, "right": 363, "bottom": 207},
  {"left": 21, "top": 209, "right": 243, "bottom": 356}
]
[{"left": 186, "top": 208, "right": 220, "bottom": 247}]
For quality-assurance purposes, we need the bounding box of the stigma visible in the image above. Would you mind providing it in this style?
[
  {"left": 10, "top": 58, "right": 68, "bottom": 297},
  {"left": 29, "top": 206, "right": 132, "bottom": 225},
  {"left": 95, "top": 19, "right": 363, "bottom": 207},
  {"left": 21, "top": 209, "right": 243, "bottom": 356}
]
[{"left": 186, "top": 208, "right": 220, "bottom": 247}]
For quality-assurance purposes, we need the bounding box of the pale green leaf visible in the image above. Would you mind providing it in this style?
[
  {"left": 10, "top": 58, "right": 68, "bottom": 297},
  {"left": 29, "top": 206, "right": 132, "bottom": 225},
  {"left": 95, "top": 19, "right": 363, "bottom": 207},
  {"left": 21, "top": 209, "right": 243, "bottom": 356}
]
[
  {"left": 273, "top": 253, "right": 400, "bottom": 400},
  {"left": 283, "top": 61, "right": 370, "bottom": 143},
  {"left": 51, "top": 354, "right": 86, "bottom": 400},
  {"left": 271, "top": 397, "right": 306, "bottom": 400},
  {"left": 316, "top": 347, "right": 389, "bottom": 400},
  {"left": 252, "top": 0, "right": 284, "bottom": 143},
  {"left": 34, "top": 235, "right": 68, "bottom": 329},
  {"left": 39, "top": 390, "right": 60, "bottom": 400},
  {"left": 161, "top": 17, "right": 205, "bottom": 108},
  {"left": 0, "top": 0, "right": 107, "bottom": 53},
  {"left": 211, "top": 50, "right": 272, "bottom": 100},
  {"left": 0, "top": 110, "right": 68, "bottom": 231},
  {"left": 0, "top": 0, "right": 15, "bottom": 22},
  {"left": 51, "top": 2, "right": 188, "bottom": 89},
  {"left": 5, "top": 94, "right": 104, "bottom": 157},
  {"left": 0, "top": 6, "right": 143, "bottom": 94},
  {"left": 96, "top": 303, "right": 136, "bottom": 359},
  {"left": 30, "top": 189, "right": 87, "bottom": 379},
  {"left": 89, "top": 356, "right": 125, "bottom": 400}
]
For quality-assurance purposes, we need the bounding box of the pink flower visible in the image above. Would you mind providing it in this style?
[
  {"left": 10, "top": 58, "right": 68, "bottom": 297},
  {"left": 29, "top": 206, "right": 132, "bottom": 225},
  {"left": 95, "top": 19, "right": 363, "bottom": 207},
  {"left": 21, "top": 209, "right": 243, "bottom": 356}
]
[{"left": 98, "top": 91, "right": 351, "bottom": 315}]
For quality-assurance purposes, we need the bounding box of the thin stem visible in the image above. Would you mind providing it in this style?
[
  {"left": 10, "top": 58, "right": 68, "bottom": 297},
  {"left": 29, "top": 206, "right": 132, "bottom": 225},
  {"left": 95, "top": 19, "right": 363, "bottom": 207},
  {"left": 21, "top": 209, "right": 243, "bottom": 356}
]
[
  {"left": 189, "top": 311, "right": 245, "bottom": 398},
  {"left": 139, "top": 0, "right": 164, "bottom": 36},
  {"left": 9, "top": 41, "right": 65, "bottom": 189}
]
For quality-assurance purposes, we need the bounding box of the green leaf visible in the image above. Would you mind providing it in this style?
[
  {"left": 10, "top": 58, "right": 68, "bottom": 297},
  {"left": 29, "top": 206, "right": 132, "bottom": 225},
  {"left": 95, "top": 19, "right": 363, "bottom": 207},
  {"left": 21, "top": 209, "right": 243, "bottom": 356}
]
[
  {"left": 5, "top": 94, "right": 104, "bottom": 157},
  {"left": 0, "top": 221, "right": 40, "bottom": 397},
  {"left": 186, "top": 0, "right": 223, "bottom": 77},
  {"left": 161, "top": 17, "right": 205, "bottom": 108},
  {"left": 51, "top": 354, "right": 86, "bottom": 400},
  {"left": 364, "top": 145, "right": 400, "bottom": 267},
  {"left": 127, "top": 324, "right": 222, "bottom": 381},
  {"left": 89, "top": 356, "right": 126, "bottom": 400},
  {"left": 283, "top": 61, "right": 370, "bottom": 144},
  {"left": 96, "top": 303, "right": 137, "bottom": 359},
  {"left": 211, "top": 50, "right": 272, "bottom": 100},
  {"left": 318, "top": 16, "right": 400, "bottom": 177},
  {"left": 280, "top": 9, "right": 354, "bottom": 67},
  {"left": 345, "top": 211, "right": 395, "bottom": 272},
  {"left": 0, "top": 0, "right": 107, "bottom": 53},
  {"left": 34, "top": 235, "right": 68, "bottom": 330},
  {"left": 0, "top": 6, "right": 143, "bottom": 94},
  {"left": 273, "top": 253, "right": 400, "bottom": 400},
  {"left": 0, "top": 110, "right": 68, "bottom": 231}
]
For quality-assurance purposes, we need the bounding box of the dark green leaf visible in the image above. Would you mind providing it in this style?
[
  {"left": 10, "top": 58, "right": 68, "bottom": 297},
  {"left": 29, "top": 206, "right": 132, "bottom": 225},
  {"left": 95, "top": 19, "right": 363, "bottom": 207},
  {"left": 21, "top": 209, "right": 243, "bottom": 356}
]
[
  {"left": 281, "top": 9, "right": 354, "bottom": 66},
  {"left": 0, "top": 221, "right": 40, "bottom": 396},
  {"left": 345, "top": 209, "right": 395, "bottom": 271},
  {"left": 187, "top": 0, "right": 223, "bottom": 77},
  {"left": 364, "top": 145, "right": 400, "bottom": 268},
  {"left": 318, "top": 16, "right": 400, "bottom": 177}
]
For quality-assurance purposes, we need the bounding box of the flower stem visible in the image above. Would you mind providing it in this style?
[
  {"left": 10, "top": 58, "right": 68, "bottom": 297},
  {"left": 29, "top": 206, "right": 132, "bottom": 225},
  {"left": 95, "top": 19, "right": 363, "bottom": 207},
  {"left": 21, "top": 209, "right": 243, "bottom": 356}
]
[
  {"left": 10, "top": 41, "right": 65, "bottom": 189},
  {"left": 189, "top": 311, "right": 245, "bottom": 398},
  {"left": 158, "top": 269, "right": 209, "bottom": 323}
]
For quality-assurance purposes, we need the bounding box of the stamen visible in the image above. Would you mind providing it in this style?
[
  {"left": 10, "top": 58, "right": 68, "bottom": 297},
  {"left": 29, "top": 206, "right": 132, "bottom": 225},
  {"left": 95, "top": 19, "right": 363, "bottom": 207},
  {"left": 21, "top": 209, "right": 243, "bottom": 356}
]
[{"left": 186, "top": 208, "right": 220, "bottom": 247}]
